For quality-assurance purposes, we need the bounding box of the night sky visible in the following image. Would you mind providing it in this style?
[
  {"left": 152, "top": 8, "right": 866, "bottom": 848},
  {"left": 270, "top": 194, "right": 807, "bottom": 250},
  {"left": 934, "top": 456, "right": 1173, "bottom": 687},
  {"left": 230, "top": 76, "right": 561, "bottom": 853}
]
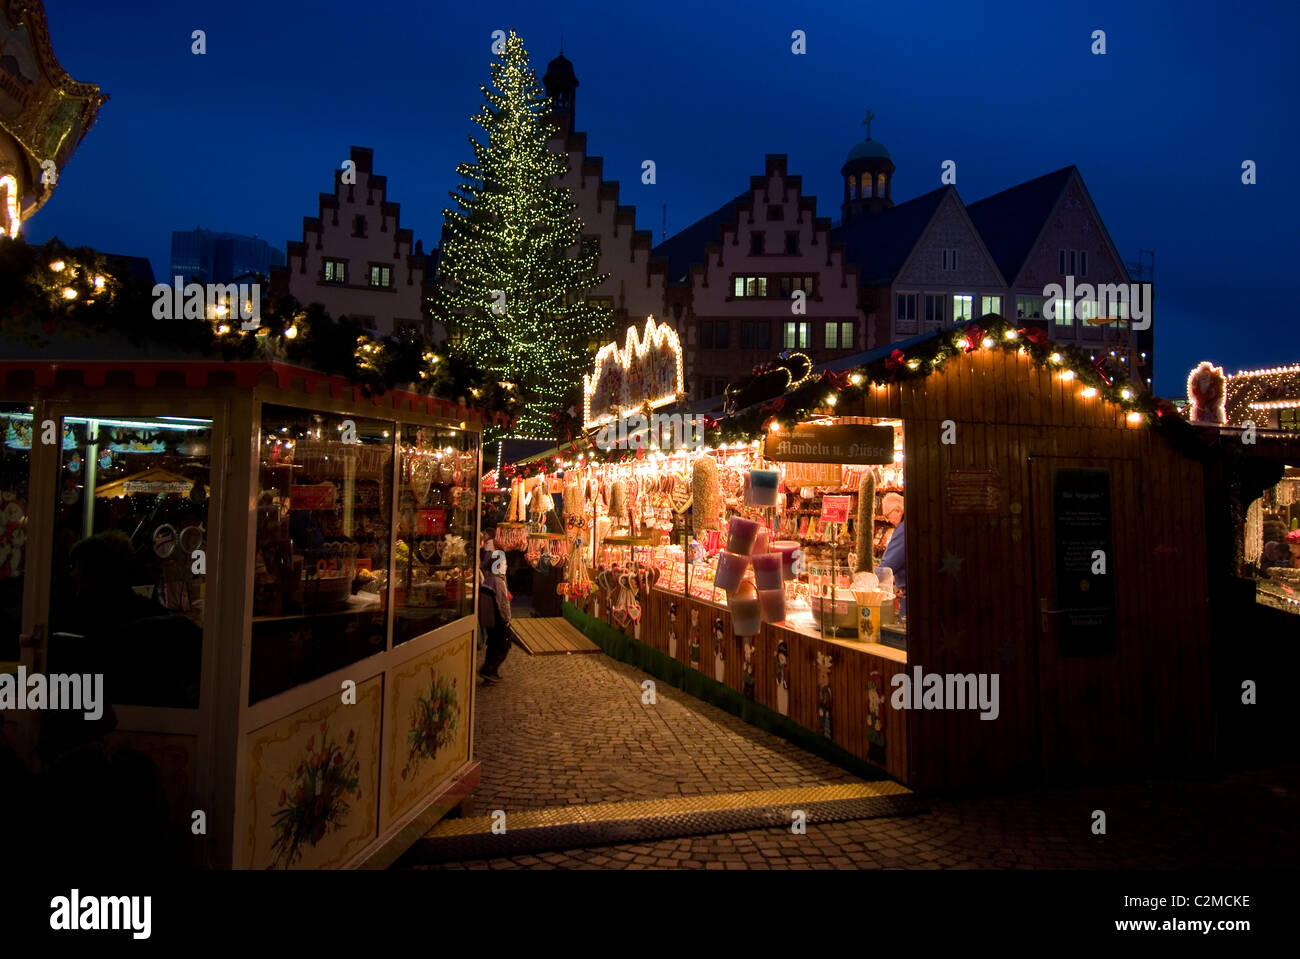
[{"left": 22, "top": 0, "right": 1299, "bottom": 395}]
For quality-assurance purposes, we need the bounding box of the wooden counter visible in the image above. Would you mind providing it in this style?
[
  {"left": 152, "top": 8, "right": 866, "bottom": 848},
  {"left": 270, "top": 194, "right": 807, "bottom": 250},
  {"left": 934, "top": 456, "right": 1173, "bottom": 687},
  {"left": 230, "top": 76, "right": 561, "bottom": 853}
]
[{"left": 645, "top": 586, "right": 908, "bottom": 783}]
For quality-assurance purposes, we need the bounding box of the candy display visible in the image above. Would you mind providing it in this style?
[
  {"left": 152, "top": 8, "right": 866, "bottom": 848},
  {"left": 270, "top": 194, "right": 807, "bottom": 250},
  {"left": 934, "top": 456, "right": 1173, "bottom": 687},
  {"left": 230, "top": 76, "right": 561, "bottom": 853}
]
[
  {"left": 692, "top": 455, "right": 721, "bottom": 537},
  {"left": 854, "top": 471, "right": 876, "bottom": 572}
]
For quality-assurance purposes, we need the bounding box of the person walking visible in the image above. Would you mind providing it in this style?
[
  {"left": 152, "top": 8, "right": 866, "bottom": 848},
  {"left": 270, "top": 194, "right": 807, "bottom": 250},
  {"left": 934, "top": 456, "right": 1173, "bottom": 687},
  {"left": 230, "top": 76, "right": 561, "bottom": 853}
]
[{"left": 477, "top": 551, "right": 513, "bottom": 684}]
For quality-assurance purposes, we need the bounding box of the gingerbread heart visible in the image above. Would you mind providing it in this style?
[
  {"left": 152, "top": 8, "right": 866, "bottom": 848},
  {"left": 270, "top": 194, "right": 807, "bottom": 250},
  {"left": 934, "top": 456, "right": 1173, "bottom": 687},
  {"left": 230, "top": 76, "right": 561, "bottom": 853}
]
[
  {"left": 408, "top": 457, "right": 434, "bottom": 504},
  {"left": 416, "top": 540, "right": 438, "bottom": 563}
]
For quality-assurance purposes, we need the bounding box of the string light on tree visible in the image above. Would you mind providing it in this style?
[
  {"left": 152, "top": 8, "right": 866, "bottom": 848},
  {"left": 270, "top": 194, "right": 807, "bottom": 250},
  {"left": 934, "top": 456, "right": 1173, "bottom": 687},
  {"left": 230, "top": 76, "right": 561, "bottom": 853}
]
[{"left": 436, "top": 29, "right": 610, "bottom": 437}]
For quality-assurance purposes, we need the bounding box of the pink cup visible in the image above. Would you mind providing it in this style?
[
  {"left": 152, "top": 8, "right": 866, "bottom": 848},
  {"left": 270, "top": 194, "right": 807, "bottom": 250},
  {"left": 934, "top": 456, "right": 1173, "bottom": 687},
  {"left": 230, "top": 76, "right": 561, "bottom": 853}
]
[
  {"left": 752, "top": 553, "right": 783, "bottom": 591},
  {"left": 758, "top": 587, "right": 786, "bottom": 623},
  {"left": 726, "top": 517, "right": 761, "bottom": 555},
  {"left": 714, "top": 550, "right": 749, "bottom": 593},
  {"left": 729, "top": 580, "right": 761, "bottom": 636},
  {"left": 772, "top": 541, "right": 800, "bottom": 580}
]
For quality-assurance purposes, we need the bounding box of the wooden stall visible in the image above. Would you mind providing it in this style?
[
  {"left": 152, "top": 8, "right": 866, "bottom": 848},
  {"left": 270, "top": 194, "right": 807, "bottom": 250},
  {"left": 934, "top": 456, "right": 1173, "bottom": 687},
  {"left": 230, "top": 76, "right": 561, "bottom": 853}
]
[
  {"left": 1, "top": 352, "right": 492, "bottom": 867},
  {"left": 540, "top": 327, "right": 1219, "bottom": 792}
]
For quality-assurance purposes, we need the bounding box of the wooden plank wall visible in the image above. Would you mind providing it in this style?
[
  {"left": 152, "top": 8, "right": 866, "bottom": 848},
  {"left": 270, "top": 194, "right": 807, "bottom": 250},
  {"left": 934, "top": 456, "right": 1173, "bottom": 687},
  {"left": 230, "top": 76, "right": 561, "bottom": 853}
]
[
  {"left": 895, "top": 348, "right": 1212, "bottom": 791},
  {"left": 644, "top": 589, "right": 908, "bottom": 782}
]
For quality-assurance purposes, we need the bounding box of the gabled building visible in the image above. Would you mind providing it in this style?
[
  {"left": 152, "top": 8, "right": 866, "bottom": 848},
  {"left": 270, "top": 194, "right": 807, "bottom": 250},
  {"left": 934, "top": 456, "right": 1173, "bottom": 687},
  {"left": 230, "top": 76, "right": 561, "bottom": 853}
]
[
  {"left": 276, "top": 146, "right": 431, "bottom": 336},
  {"left": 833, "top": 183, "right": 1006, "bottom": 350},
  {"left": 541, "top": 54, "right": 666, "bottom": 345},
  {"left": 651, "top": 154, "right": 863, "bottom": 400},
  {"left": 967, "top": 165, "right": 1153, "bottom": 385}
]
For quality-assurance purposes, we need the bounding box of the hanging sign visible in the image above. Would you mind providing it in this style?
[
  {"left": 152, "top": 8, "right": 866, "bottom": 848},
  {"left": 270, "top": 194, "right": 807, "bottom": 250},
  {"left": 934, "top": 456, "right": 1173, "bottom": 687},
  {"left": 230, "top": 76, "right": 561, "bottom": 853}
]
[
  {"left": 583, "top": 316, "right": 684, "bottom": 428},
  {"left": 1052, "top": 469, "right": 1116, "bottom": 656},
  {"left": 123, "top": 480, "right": 192, "bottom": 495},
  {"left": 764, "top": 424, "right": 894, "bottom": 464},
  {"left": 819, "top": 494, "right": 852, "bottom": 524},
  {"left": 416, "top": 509, "right": 447, "bottom": 536}
]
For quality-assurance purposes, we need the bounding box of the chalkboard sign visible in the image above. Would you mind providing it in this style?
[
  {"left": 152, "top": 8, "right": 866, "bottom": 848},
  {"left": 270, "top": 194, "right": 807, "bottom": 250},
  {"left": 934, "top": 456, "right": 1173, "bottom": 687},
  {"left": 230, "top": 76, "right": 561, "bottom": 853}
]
[{"left": 1052, "top": 469, "right": 1116, "bottom": 656}]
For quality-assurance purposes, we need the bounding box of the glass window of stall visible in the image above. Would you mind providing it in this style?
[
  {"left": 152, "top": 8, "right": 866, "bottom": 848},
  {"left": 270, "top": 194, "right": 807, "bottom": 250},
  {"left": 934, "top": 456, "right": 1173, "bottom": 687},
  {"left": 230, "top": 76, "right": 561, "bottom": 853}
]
[
  {"left": 0, "top": 405, "right": 34, "bottom": 668},
  {"left": 44, "top": 412, "right": 212, "bottom": 709},
  {"left": 393, "top": 424, "right": 479, "bottom": 646},
  {"left": 250, "top": 406, "right": 394, "bottom": 704}
]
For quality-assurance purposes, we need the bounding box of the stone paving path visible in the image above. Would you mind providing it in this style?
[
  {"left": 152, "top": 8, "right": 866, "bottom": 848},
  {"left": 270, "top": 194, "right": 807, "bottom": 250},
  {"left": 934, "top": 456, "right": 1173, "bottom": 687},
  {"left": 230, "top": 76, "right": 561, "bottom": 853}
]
[{"left": 421, "top": 633, "right": 1300, "bottom": 870}]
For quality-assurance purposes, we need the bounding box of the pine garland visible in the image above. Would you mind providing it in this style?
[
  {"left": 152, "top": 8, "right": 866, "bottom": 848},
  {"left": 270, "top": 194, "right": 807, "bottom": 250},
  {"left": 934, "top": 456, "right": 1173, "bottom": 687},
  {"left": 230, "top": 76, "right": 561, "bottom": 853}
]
[{"left": 0, "top": 237, "right": 521, "bottom": 427}]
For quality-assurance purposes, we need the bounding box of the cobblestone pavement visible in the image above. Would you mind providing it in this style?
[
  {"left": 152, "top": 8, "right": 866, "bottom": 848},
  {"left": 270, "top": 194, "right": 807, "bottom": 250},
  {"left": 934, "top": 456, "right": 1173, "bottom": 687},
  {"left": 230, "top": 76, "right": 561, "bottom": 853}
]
[
  {"left": 469, "top": 637, "right": 863, "bottom": 812},
  {"left": 442, "top": 634, "right": 1300, "bottom": 870}
]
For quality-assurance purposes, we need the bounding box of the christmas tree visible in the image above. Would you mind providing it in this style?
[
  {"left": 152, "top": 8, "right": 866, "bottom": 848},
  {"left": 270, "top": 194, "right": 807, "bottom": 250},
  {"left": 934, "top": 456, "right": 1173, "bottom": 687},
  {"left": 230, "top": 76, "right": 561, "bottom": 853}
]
[{"left": 438, "top": 30, "right": 610, "bottom": 437}]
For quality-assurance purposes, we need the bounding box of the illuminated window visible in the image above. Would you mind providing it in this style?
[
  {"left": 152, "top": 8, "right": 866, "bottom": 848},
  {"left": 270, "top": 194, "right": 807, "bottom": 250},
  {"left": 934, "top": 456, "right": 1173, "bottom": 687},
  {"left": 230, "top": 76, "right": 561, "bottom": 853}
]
[
  {"left": 825, "top": 322, "right": 839, "bottom": 350},
  {"left": 876, "top": 173, "right": 886, "bottom": 196},
  {"left": 825, "top": 321, "right": 853, "bottom": 350},
  {"left": 1017, "top": 295, "right": 1045, "bottom": 320},
  {"left": 369, "top": 265, "right": 391, "bottom": 288},
  {"left": 324, "top": 260, "right": 346, "bottom": 283},
  {"left": 953, "top": 295, "right": 973, "bottom": 322},
  {"left": 783, "top": 322, "right": 809, "bottom": 349},
  {"left": 981, "top": 296, "right": 1002, "bottom": 316}
]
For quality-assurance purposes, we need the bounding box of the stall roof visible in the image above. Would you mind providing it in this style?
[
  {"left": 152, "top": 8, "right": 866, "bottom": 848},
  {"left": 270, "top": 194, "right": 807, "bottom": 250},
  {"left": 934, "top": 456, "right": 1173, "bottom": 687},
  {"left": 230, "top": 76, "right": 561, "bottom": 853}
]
[{"left": 0, "top": 357, "right": 507, "bottom": 430}]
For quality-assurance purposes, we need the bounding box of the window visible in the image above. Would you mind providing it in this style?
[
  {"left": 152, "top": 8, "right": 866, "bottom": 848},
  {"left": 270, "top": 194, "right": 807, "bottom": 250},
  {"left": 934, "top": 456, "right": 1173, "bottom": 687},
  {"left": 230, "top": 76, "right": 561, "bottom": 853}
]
[
  {"left": 352, "top": 215, "right": 367, "bottom": 237},
  {"left": 45, "top": 412, "right": 212, "bottom": 709},
  {"left": 1076, "top": 298, "right": 1097, "bottom": 323},
  {"left": 733, "top": 276, "right": 768, "bottom": 297},
  {"left": 1017, "top": 295, "right": 1045, "bottom": 320},
  {"left": 1069, "top": 250, "right": 1076, "bottom": 275},
  {"left": 742, "top": 321, "right": 754, "bottom": 349},
  {"left": 393, "top": 424, "right": 479, "bottom": 646},
  {"left": 877, "top": 173, "right": 886, "bottom": 196},
  {"left": 324, "top": 260, "right": 346, "bottom": 283},
  {"left": 715, "top": 320, "right": 729, "bottom": 349},
  {"left": 369, "top": 265, "right": 391, "bottom": 288},
  {"left": 581, "top": 236, "right": 600, "bottom": 261},
  {"left": 783, "top": 322, "right": 809, "bottom": 349},
  {"left": 825, "top": 321, "right": 854, "bottom": 350},
  {"left": 953, "top": 294, "right": 973, "bottom": 322},
  {"left": 896, "top": 293, "right": 918, "bottom": 334},
  {"left": 767, "top": 204, "right": 782, "bottom": 221},
  {"left": 755, "top": 320, "right": 771, "bottom": 349},
  {"left": 1059, "top": 250, "right": 1081, "bottom": 276},
  {"left": 942, "top": 249, "right": 958, "bottom": 271},
  {"left": 701, "top": 320, "right": 712, "bottom": 348},
  {"left": 981, "top": 296, "right": 1002, "bottom": 316},
  {"left": 924, "top": 294, "right": 945, "bottom": 327},
  {"left": 1059, "top": 250, "right": 1066, "bottom": 275},
  {"left": 785, "top": 232, "right": 799, "bottom": 256},
  {"left": 750, "top": 233, "right": 765, "bottom": 256},
  {"left": 1079, "top": 251, "right": 1088, "bottom": 277}
]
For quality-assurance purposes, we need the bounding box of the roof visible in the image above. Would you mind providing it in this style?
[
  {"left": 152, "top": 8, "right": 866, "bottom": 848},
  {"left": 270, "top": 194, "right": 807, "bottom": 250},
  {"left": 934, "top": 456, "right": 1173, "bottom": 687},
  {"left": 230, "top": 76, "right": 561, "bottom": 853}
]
[
  {"left": 103, "top": 253, "right": 156, "bottom": 287},
  {"left": 966, "top": 166, "right": 1075, "bottom": 284},
  {"left": 831, "top": 187, "right": 951, "bottom": 285},
  {"left": 846, "top": 138, "right": 891, "bottom": 163},
  {"left": 543, "top": 53, "right": 578, "bottom": 87},
  {"left": 1225, "top": 362, "right": 1300, "bottom": 425},
  {"left": 651, "top": 192, "right": 749, "bottom": 286}
]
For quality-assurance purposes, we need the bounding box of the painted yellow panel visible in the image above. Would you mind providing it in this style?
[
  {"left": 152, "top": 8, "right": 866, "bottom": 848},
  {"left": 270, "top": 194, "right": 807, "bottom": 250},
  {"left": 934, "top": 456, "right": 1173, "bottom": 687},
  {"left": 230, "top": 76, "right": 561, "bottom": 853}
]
[
  {"left": 384, "top": 630, "right": 473, "bottom": 828},
  {"left": 244, "top": 677, "right": 382, "bottom": 869}
]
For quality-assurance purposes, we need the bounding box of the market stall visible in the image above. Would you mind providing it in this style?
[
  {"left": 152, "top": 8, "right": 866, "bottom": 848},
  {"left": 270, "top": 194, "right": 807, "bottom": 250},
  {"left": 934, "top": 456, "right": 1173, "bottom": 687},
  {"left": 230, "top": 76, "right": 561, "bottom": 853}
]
[
  {"left": 524, "top": 317, "right": 1225, "bottom": 791},
  {"left": 1, "top": 347, "right": 502, "bottom": 868}
]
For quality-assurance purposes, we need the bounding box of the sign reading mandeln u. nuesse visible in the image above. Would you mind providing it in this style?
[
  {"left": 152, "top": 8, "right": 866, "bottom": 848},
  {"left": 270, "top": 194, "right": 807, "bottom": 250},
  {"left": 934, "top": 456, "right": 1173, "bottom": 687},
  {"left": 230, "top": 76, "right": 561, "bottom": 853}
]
[{"left": 764, "top": 424, "right": 894, "bottom": 464}]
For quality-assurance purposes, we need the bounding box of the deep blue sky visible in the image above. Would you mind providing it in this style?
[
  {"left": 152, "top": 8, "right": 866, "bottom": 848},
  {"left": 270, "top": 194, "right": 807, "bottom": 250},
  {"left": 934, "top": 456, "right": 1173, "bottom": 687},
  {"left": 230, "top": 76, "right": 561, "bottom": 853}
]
[{"left": 23, "top": 0, "right": 1299, "bottom": 395}]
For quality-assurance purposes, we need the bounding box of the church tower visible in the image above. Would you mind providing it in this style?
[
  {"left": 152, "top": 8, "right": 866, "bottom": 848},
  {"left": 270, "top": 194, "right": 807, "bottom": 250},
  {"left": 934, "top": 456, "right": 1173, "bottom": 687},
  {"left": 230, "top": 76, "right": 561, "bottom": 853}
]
[
  {"left": 542, "top": 52, "right": 578, "bottom": 139},
  {"left": 841, "top": 110, "right": 895, "bottom": 226}
]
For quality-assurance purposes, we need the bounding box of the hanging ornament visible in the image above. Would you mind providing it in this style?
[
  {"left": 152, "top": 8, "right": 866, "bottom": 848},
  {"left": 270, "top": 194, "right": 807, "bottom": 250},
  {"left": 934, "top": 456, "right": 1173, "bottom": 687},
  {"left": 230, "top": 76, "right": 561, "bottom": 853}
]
[{"left": 98, "top": 449, "right": 113, "bottom": 470}]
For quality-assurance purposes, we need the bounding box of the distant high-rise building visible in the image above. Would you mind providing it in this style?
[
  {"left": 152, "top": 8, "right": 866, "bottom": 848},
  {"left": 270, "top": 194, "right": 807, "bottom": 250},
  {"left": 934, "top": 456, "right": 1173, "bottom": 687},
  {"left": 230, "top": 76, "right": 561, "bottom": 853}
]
[{"left": 169, "top": 228, "right": 285, "bottom": 285}]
